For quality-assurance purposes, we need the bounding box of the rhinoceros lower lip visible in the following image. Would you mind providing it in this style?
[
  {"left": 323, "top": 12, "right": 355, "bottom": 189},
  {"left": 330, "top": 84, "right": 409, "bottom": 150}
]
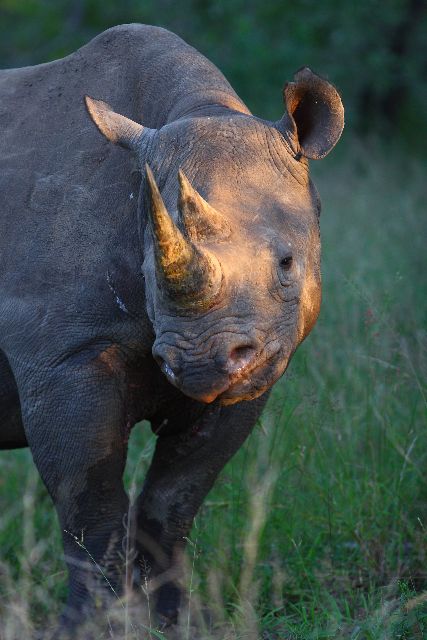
[
  {"left": 170, "top": 359, "right": 267, "bottom": 405},
  {"left": 185, "top": 379, "right": 232, "bottom": 404}
]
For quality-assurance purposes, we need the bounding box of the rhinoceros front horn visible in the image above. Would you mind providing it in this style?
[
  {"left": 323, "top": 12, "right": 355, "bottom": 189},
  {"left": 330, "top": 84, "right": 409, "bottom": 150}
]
[{"left": 145, "top": 165, "right": 222, "bottom": 306}]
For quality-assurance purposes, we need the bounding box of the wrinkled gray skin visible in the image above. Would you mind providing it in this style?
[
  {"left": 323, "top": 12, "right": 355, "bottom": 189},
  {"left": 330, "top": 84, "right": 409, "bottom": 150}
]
[{"left": 0, "top": 24, "right": 343, "bottom": 633}]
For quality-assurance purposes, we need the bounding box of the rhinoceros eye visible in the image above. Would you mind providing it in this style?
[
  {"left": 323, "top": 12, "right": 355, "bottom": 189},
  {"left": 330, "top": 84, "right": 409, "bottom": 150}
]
[{"left": 279, "top": 255, "right": 293, "bottom": 271}]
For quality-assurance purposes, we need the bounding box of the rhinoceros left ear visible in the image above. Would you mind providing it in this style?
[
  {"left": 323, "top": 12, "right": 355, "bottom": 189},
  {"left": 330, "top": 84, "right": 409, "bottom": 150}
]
[
  {"left": 84, "top": 96, "right": 156, "bottom": 152},
  {"left": 278, "top": 67, "right": 344, "bottom": 160}
]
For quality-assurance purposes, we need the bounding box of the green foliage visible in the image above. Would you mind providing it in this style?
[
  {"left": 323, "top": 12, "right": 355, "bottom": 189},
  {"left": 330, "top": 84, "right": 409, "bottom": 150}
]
[{"left": 1, "top": 0, "right": 426, "bottom": 146}]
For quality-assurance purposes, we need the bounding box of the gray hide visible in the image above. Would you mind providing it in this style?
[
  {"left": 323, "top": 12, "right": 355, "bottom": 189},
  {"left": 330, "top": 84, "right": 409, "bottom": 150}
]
[{"left": 0, "top": 24, "right": 343, "bottom": 632}]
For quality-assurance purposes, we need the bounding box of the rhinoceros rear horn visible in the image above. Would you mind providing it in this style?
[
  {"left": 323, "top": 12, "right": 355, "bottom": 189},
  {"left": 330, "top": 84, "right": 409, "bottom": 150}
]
[
  {"left": 278, "top": 68, "right": 344, "bottom": 160},
  {"left": 145, "top": 165, "right": 222, "bottom": 306},
  {"left": 178, "top": 169, "right": 231, "bottom": 242},
  {"left": 85, "top": 96, "right": 154, "bottom": 151}
]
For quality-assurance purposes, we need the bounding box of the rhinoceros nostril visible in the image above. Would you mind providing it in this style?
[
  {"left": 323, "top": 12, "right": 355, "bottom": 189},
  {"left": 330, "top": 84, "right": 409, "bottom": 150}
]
[
  {"left": 227, "top": 344, "right": 257, "bottom": 374},
  {"left": 154, "top": 354, "right": 179, "bottom": 384},
  {"left": 161, "top": 360, "right": 179, "bottom": 385}
]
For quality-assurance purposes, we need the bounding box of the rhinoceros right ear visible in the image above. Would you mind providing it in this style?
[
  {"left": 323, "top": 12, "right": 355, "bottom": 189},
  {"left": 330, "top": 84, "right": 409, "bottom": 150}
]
[
  {"left": 278, "top": 68, "right": 344, "bottom": 160},
  {"left": 84, "top": 96, "right": 155, "bottom": 152}
]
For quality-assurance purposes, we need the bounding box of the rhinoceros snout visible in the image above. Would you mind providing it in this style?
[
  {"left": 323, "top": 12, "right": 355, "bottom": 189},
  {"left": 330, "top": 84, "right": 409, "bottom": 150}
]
[{"left": 153, "top": 335, "right": 260, "bottom": 403}]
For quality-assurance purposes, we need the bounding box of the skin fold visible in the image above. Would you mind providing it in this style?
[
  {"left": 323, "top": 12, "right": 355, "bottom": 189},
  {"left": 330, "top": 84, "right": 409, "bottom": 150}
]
[{"left": 0, "top": 24, "right": 343, "bottom": 632}]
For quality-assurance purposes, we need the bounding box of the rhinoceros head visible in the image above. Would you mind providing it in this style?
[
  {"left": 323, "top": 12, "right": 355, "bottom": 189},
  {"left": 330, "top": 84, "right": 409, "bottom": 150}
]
[{"left": 85, "top": 68, "right": 344, "bottom": 405}]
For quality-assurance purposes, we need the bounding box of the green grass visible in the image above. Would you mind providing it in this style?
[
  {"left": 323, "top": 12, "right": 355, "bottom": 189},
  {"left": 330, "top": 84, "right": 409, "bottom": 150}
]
[{"left": 0, "top": 140, "right": 426, "bottom": 639}]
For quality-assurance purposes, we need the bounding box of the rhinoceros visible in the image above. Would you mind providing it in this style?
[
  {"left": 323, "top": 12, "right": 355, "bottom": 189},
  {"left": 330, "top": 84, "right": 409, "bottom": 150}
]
[{"left": 0, "top": 23, "right": 343, "bottom": 632}]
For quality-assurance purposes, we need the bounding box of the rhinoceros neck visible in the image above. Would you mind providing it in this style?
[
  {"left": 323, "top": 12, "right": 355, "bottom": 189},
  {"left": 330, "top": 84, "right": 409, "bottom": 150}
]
[{"left": 85, "top": 24, "right": 251, "bottom": 127}]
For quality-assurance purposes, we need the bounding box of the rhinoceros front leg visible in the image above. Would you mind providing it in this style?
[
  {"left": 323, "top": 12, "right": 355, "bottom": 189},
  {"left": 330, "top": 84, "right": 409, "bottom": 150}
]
[
  {"left": 14, "top": 353, "right": 131, "bottom": 631},
  {"left": 134, "top": 393, "right": 269, "bottom": 625}
]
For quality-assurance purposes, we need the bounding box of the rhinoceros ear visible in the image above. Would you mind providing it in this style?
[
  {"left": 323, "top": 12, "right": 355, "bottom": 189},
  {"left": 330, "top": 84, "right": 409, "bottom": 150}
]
[
  {"left": 84, "top": 96, "right": 155, "bottom": 152},
  {"left": 278, "top": 68, "right": 344, "bottom": 160}
]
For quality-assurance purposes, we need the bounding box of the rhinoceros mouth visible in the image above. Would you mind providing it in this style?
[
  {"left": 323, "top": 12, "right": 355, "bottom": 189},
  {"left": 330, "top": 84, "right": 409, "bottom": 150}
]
[{"left": 157, "top": 342, "right": 286, "bottom": 404}]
